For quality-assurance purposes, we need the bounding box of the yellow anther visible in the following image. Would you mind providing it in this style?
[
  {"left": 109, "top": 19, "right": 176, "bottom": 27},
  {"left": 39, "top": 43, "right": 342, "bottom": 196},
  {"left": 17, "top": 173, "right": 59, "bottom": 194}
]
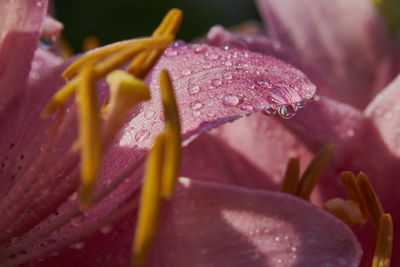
[
  {"left": 126, "top": 9, "right": 183, "bottom": 77},
  {"left": 76, "top": 65, "right": 102, "bottom": 209},
  {"left": 372, "top": 213, "right": 393, "bottom": 267},
  {"left": 324, "top": 198, "right": 363, "bottom": 226},
  {"left": 63, "top": 36, "right": 169, "bottom": 80},
  {"left": 357, "top": 172, "right": 384, "bottom": 229},
  {"left": 83, "top": 35, "right": 101, "bottom": 52},
  {"left": 341, "top": 171, "right": 364, "bottom": 203},
  {"left": 281, "top": 158, "right": 300, "bottom": 195},
  {"left": 102, "top": 70, "right": 150, "bottom": 144},
  {"left": 159, "top": 70, "right": 181, "bottom": 199},
  {"left": 133, "top": 134, "right": 165, "bottom": 264},
  {"left": 296, "top": 143, "right": 336, "bottom": 200},
  {"left": 43, "top": 36, "right": 172, "bottom": 118}
]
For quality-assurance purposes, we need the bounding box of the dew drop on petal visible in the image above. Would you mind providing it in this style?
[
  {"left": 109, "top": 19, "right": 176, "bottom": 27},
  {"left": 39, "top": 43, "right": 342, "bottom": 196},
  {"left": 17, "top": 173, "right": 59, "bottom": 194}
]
[
  {"left": 190, "top": 102, "right": 203, "bottom": 111},
  {"left": 222, "top": 95, "right": 240, "bottom": 106},
  {"left": 188, "top": 85, "right": 200, "bottom": 95},
  {"left": 164, "top": 48, "right": 178, "bottom": 57},
  {"left": 222, "top": 73, "right": 232, "bottom": 80},
  {"left": 211, "top": 79, "right": 222, "bottom": 87},
  {"left": 277, "top": 105, "right": 297, "bottom": 119},
  {"left": 240, "top": 105, "right": 254, "bottom": 111},
  {"left": 181, "top": 69, "right": 192, "bottom": 76},
  {"left": 192, "top": 111, "right": 202, "bottom": 118},
  {"left": 195, "top": 46, "right": 207, "bottom": 53},
  {"left": 71, "top": 214, "right": 86, "bottom": 227},
  {"left": 135, "top": 129, "right": 150, "bottom": 142},
  {"left": 144, "top": 110, "right": 155, "bottom": 120}
]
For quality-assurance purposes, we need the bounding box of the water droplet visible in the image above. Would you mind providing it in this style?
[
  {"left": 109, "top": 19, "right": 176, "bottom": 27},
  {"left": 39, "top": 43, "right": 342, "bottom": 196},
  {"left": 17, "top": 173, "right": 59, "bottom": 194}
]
[
  {"left": 173, "top": 40, "right": 186, "bottom": 48},
  {"left": 346, "top": 129, "right": 355, "bottom": 137},
  {"left": 190, "top": 102, "right": 203, "bottom": 111},
  {"left": 263, "top": 106, "right": 277, "bottom": 115},
  {"left": 211, "top": 79, "right": 222, "bottom": 87},
  {"left": 204, "top": 52, "right": 220, "bottom": 61},
  {"left": 291, "top": 246, "right": 297, "bottom": 252},
  {"left": 240, "top": 105, "right": 254, "bottom": 111},
  {"left": 222, "top": 95, "right": 240, "bottom": 106},
  {"left": 188, "top": 85, "right": 200, "bottom": 95},
  {"left": 247, "top": 84, "right": 255, "bottom": 90},
  {"left": 164, "top": 48, "right": 178, "bottom": 57},
  {"left": 71, "top": 214, "right": 86, "bottom": 227},
  {"left": 255, "top": 79, "right": 272, "bottom": 88},
  {"left": 144, "top": 110, "right": 155, "bottom": 120},
  {"left": 223, "top": 73, "right": 232, "bottom": 80},
  {"left": 192, "top": 111, "right": 202, "bottom": 118},
  {"left": 135, "top": 129, "right": 150, "bottom": 142},
  {"left": 277, "top": 105, "right": 297, "bottom": 119},
  {"left": 181, "top": 69, "right": 191, "bottom": 76},
  {"left": 195, "top": 46, "right": 207, "bottom": 53},
  {"left": 224, "top": 60, "right": 233, "bottom": 67},
  {"left": 274, "top": 236, "right": 281, "bottom": 242}
]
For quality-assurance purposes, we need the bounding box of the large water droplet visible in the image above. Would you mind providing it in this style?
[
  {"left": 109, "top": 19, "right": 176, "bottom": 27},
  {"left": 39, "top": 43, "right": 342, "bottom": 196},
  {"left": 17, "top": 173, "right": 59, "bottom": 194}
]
[
  {"left": 190, "top": 102, "right": 203, "bottom": 111},
  {"left": 188, "top": 85, "right": 200, "bottom": 95},
  {"left": 173, "top": 40, "right": 186, "bottom": 48},
  {"left": 277, "top": 105, "right": 297, "bottom": 119},
  {"left": 222, "top": 95, "right": 240, "bottom": 106},
  {"left": 211, "top": 79, "right": 222, "bottom": 87},
  {"left": 135, "top": 129, "right": 150, "bottom": 142}
]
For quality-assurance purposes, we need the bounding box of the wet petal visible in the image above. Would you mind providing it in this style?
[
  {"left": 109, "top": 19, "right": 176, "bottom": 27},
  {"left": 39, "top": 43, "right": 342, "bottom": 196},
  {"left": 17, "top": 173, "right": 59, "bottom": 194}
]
[
  {"left": 0, "top": 0, "right": 48, "bottom": 112},
  {"left": 37, "top": 178, "right": 362, "bottom": 267},
  {"left": 256, "top": 0, "right": 389, "bottom": 108},
  {"left": 206, "top": 25, "right": 338, "bottom": 100},
  {"left": 1, "top": 43, "right": 317, "bottom": 264}
]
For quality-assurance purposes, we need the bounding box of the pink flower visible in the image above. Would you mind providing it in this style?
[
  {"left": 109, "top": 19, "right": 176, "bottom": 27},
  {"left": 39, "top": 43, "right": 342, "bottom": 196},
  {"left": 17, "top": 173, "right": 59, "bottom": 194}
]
[{"left": 0, "top": 0, "right": 374, "bottom": 266}]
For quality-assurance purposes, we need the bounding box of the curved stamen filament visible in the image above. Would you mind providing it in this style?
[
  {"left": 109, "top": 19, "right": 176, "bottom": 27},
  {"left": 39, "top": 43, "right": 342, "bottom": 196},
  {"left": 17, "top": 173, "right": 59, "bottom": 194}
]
[
  {"left": 281, "top": 157, "right": 300, "bottom": 195},
  {"left": 296, "top": 143, "right": 336, "bottom": 199},
  {"left": 76, "top": 65, "right": 102, "bottom": 207}
]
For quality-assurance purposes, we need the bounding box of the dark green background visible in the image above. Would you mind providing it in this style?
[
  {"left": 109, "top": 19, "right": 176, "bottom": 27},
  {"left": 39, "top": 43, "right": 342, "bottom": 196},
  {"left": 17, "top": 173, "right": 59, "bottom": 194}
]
[{"left": 54, "top": 0, "right": 261, "bottom": 52}]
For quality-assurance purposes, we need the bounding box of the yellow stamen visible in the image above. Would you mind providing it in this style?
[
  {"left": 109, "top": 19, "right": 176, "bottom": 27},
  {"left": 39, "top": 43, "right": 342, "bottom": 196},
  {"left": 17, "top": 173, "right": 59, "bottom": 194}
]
[
  {"left": 132, "top": 134, "right": 165, "bottom": 264},
  {"left": 62, "top": 37, "right": 168, "bottom": 80},
  {"left": 357, "top": 172, "right": 384, "bottom": 229},
  {"left": 83, "top": 35, "right": 101, "bottom": 52},
  {"left": 324, "top": 198, "right": 363, "bottom": 226},
  {"left": 296, "top": 144, "right": 336, "bottom": 199},
  {"left": 372, "top": 213, "right": 393, "bottom": 267},
  {"left": 281, "top": 158, "right": 300, "bottom": 195},
  {"left": 159, "top": 70, "right": 181, "bottom": 199},
  {"left": 341, "top": 171, "right": 364, "bottom": 204},
  {"left": 126, "top": 9, "right": 183, "bottom": 77},
  {"left": 43, "top": 36, "right": 172, "bottom": 117},
  {"left": 102, "top": 70, "right": 150, "bottom": 144},
  {"left": 76, "top": 66, "right": 102, "bottom": 208}
]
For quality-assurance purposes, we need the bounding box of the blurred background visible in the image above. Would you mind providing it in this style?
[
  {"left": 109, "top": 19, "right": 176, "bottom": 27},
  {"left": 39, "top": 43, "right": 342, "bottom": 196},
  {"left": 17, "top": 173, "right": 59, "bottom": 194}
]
[{"left": 54, "top": 0, "right": 261, "bottom": 53}]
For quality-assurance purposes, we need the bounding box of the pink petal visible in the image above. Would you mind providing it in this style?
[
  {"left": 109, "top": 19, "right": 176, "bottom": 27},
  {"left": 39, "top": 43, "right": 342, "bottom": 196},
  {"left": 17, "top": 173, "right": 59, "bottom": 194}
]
[
  {"left": 0, "top": 0, "right": 48, "bottom": 112},
  {"left": 0, "top": 43, "right": 317, "bottom": 264},
  {"left": 206, "top": 25, "right": 338, "bottom": 100},
  {"left": 37, "top": 178, "right": 362, "bottom": 267},
  {"left": 256, "top": 0, "right": 389, "bottom": 108}
]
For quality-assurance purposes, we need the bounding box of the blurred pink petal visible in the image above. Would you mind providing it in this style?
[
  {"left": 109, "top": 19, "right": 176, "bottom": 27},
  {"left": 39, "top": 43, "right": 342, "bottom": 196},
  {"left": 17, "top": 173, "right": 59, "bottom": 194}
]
[
  {"left": 256, "top": 0, "right": 389, "bottom": 108},
  {"left": 38, "top": 178, "right": 362, "bottom": 267},
  {"left": 0, "top": 0, "right": 48, "bottom": 111}
]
